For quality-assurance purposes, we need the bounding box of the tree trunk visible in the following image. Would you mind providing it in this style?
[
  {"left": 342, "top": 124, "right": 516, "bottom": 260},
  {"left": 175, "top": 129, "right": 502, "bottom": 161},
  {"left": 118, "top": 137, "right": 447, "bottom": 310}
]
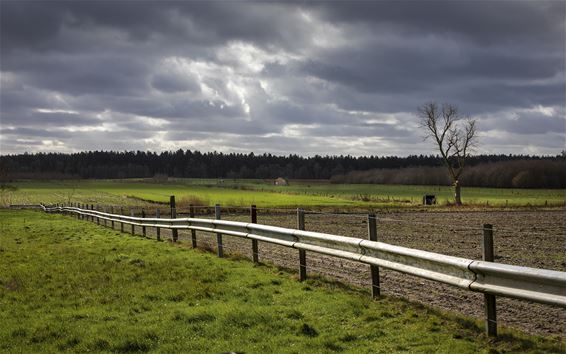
[{"left": 454, "top": 180, "right": 462, "bottom": 205}]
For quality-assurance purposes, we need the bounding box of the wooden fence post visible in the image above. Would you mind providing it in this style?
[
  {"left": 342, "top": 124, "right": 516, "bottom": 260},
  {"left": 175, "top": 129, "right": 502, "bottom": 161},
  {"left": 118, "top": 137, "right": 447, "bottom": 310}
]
[
  {"left": 170, "top": 196, "right": 178, "bottom": 242},
  {"left": 215, "top": 204, "right": 223, "bottom": 258},
  {"left": 90, "top": 204, "right": 93, "bottom": 222},
  {"left": 189, "top": 204, "right": 197, "bottom": 248},
  {"left": 483, "top": 224, "right": 497, "bottom": 337},
  {"left": 368, "top": 214, "right": 380, "bottom": 298},
  {"left": 96, "top": 204, "right": 100, "bottom": 225},
  {"left": 110, "top": 206, "right": 114, "bottom": 229},
  {"left": 251, "top": 205, "right": 259, "bottom": 263},
  {"left": 141, "top": 209, "right": 146, "bottom": 237},
  {"left": 103, "top": 206, "right": 107, "bottom": 227},
  {"left": 77, "top": 203, "right": 80, "bottom": 220},
  {"left": 297, "top": 208, "right": 307, "bottom": 281},
  {"left": 156, "top": 208, "right": 161, "bottom": 241},
  {"left": 130, "top": 209, "right": 135, "bottom": 235},
  {"left": 120, "top": 207, "right": 124, "bottom": 233}
]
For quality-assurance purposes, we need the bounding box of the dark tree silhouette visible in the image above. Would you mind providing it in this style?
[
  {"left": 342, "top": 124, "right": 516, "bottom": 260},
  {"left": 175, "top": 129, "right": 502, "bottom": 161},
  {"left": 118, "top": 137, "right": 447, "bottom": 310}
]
[
  {"left": 3, "top": 149, "right": 562, "bottom": 188},
  {"left": 418, "top": 102, "right": 477, "bottom": 205}
]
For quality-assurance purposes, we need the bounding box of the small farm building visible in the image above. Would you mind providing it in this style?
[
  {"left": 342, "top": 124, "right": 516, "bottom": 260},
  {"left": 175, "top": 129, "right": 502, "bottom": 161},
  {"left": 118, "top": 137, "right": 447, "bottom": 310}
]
[{"left": 274, "top": 177, "right": 289, "bottom": 186}]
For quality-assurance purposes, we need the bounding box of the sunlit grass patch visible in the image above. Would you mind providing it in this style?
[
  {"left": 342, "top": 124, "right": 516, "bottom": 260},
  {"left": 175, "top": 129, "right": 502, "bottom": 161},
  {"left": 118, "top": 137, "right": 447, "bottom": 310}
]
[
  {"left": 0, "top": 210, "right": 564, "bottom": 352},
  {"left": 8, "top": 178, "right": 566, "bottom": 209}
]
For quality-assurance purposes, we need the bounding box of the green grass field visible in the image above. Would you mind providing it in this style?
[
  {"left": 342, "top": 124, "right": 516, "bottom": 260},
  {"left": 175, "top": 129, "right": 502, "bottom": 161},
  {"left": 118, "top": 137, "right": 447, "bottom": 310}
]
[
  {"left": 3, "top": 178, "right": 565, "bottom": 209},
  {"left": 1, "top": 210, "right": 563, "bottom": 353}
]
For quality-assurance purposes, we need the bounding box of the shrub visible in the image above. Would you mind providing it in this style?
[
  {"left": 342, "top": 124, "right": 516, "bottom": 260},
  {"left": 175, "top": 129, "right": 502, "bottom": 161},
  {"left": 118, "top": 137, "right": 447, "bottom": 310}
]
[{"left": 177, "top": 195, "right": 210, "bottom": 208}]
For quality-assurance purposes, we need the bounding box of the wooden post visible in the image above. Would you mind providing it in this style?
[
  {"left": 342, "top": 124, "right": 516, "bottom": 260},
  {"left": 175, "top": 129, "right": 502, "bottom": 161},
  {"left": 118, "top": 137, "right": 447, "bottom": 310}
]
[
  {"left": 251, "top": 205, "right": 259, "bottom": 263},
  {"left": 189, "top": 205, "right": 197, "bottom": 248},
  {"left": 141, "top": 209, "right": 146, "bottom": 237},
  {"left": 110, "top": 206, "right": 114, "bottom": 229},
  {"left": 76, "top": 203, "right": 80, "bottom": 220},
  {"left": 130, "top": 209, "right": 135, "bottom": 235},
  {"left": 170, "top": 196, "right": 178, "bottom": 242},
  {"left": 368, "top": 214, "right": 380, "bottom": 298},
  {"left": 96, "top": 204, "right": 100, "bottom": 225},
  {"left": 156, "top": 209, "right": 161, "bottom": 241},
  {"left": 483, "top": 224, "right": 497, "bottom": 337},
  {"left": 120, "top": 207, "right": 124, "bottom": 233},
  {"left": 90, "top": 204, "right": 94, "bottom": 222},
  {"left": 103, "top": 206, "right": 107, "bottom": 227},
  {"left": 215, "top": 204, "right": 223, "bottom": 258},
  {"left": 297, "top": 208, "right": 306, "bottom": 281}
]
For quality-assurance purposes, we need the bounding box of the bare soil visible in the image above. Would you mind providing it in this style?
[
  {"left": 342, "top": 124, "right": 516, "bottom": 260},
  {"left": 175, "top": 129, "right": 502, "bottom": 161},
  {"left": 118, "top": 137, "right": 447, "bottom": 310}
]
[{"left": 115, "top": 208, "right": 566, "bottom": 339}]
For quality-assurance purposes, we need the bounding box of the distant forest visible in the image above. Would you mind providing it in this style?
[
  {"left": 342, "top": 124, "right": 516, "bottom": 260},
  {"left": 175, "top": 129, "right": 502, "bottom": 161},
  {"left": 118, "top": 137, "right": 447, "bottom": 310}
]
[
  {"left": 1, "top": 150, "right": 564, "bottom": 188},
  {"left": 331, "top": 159, "right": 566, "bottom": 189}
]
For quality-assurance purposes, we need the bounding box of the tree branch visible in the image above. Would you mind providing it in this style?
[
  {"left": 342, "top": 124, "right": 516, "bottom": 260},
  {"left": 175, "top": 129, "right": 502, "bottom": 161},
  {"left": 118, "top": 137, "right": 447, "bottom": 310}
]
[{"left": 417, "top": 102, "right": 477, "bottom": 184}]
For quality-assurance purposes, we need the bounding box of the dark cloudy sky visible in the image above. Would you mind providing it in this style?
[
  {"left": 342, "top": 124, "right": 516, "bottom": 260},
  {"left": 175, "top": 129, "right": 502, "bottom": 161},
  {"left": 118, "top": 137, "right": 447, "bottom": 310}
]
[{"left": 1, "top": 1, "right": 565, "bottom": 156}]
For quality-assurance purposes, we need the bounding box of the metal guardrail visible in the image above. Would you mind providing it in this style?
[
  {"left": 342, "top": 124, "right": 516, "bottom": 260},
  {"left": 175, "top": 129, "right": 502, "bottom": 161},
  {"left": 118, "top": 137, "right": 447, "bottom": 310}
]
[{"left": 31, "top": 204, "right": 565, "bottom": 308}]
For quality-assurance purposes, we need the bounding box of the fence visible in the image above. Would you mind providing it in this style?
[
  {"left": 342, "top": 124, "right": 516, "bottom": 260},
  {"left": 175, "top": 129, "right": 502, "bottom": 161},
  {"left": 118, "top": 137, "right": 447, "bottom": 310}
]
[{"left": 12, "top": 200, "right": 566, "bottom": 338}]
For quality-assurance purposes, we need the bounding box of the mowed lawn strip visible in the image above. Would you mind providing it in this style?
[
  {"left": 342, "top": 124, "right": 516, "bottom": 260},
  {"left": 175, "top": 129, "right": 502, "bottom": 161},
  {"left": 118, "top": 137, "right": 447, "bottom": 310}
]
[
  {"left": 7, "top": 179, "right": 566, "bottom": 208},
  {"left": 0, "top": 210, "right": 563, "bottom": 353}
]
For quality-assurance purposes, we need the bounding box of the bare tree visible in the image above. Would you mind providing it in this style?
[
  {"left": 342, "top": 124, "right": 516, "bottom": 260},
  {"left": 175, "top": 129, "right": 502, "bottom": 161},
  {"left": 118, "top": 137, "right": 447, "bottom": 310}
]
[{"left": 418, "top": 102, "right": 477, "bottom": 205}]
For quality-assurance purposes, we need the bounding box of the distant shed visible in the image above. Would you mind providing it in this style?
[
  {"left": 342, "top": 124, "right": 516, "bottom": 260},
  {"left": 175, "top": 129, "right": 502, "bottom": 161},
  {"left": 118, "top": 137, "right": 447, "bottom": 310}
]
[{"left": 274, "top": 177, "right": 289, "bottom": 186}]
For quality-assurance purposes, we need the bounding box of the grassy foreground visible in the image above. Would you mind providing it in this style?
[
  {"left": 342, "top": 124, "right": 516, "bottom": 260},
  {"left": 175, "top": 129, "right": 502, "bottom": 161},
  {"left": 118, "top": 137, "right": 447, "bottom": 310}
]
[
  {"left": 4, "top": 178, "right": 566, "bottom": 208},
  {"left": 1, "top": 210, "right": 564, "bottom": 353}
]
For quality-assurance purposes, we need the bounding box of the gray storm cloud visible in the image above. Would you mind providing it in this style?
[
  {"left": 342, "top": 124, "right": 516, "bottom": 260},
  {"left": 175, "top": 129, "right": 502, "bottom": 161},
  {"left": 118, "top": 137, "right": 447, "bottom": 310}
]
[{"left": 1, "top": 1, "right": 564, "bottom": 155}]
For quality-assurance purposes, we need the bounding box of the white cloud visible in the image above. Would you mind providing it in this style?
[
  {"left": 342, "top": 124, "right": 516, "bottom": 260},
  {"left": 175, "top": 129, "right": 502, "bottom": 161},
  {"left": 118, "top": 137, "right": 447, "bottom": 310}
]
[{"left": 35, "top": 108, "right": 79, "bottom": 114}]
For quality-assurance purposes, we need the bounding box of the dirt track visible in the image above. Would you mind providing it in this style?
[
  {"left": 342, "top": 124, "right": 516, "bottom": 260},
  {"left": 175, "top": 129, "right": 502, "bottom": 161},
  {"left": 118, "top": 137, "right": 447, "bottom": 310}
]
[{"left": 119, "top": 209, "right": 566, "bottom": 339}]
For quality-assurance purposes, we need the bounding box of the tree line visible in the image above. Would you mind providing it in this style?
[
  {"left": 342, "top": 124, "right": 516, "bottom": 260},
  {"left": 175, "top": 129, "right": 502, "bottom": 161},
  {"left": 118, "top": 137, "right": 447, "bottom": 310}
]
[
  {"left": 331, "top": 159, "right": 566, "bottom": 189},
  {"left": 0, "top": 150, "right": 563, "bottom": 188}
]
